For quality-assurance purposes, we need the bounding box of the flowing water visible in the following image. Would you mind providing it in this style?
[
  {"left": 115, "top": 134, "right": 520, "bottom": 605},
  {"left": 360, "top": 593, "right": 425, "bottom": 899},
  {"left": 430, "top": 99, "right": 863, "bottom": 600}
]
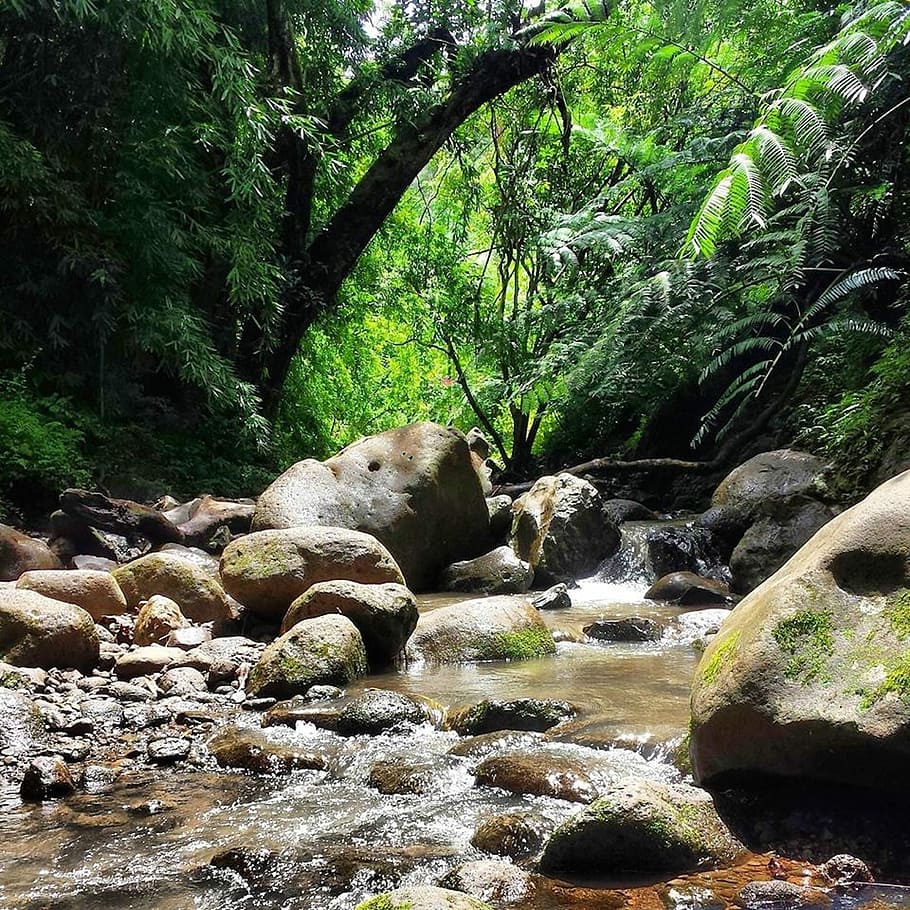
[{"left": 0, "top": 521, "right": 903, "bottom": 909}]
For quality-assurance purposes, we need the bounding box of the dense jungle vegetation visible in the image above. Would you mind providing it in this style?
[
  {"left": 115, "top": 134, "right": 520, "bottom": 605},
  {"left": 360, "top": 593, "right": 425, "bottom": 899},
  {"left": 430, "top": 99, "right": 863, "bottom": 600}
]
[{"left": 1, "top": 0, "right": 909, "bottom": 516}]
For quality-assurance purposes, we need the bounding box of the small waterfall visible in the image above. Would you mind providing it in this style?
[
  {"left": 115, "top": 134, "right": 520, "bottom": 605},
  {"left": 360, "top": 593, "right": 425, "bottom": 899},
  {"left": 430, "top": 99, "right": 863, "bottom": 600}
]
[{"left": 596, "top": 520, "right": 657, "bottom": 586}]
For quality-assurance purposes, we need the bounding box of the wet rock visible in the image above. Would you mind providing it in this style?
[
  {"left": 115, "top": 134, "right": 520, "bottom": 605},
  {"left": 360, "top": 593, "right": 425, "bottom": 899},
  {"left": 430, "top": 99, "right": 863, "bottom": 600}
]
[
  {"left": 691, "top": 470, "right": 910, "bottom": 791},
  {"left": 0, "top": 588, "right": 99, "bottom": 671},
  {"left": 471, "top": 813, "right": 548, "bottom": 861},
  {"left": 0, "top": 524, "right": 62, "bottom": 581},
  {"left": 646, "top": 571, "right": 733, "bottom": 606},
  {"left": 173, "top": 495, "right": 254, "bottom": 550},
  {"left": 59, "top": 488, "right": 184, "bottom": 545},
  {"left": 735, "top": 881, "right": 809, "bottom": 909},
  {"left": 79, "top": 696, "right": 125, "bottom": 728},
  {"left": 207, "top": 725, "right": 327, "bottom": 773},
  {"left": 281, "top": 580, "right": 417, "bottom": 667},
  {"left": 584, "top": 617, "right": 665, "bottom": 642},
  {"left": 819, "top": 854, "right": 873, "bottom": 885},
  {"left": 157, "top": 666, "right": 207, "bottom": 695},
  {"left": 221, "top": 526, "right": 405, "bottom": 621},
  {"left": 604, "top": 499, "right": 658, "bottom": 524},
  {"left": 540, "top": 779, "right": 741, "bottom": 875},
  {"left": 252, "top": 422, "right": 490, "bottom": 591},
  {"left": 438, "top": 859, "right": 535, "bottom": 904},
  {"left": 647, "top": 526, "right": 726, "bottom": 581},
  {"left": 261, "top": 697, "right": 343, "bottom": 730},
  {"left": 441, "top": 547, "right": 534, "bottom": 595},
  {"left": 16, "top": 569, "right": 127, "bottom": 620},
  {"left": 487, "top": 495, "right": 514, "bottom": 545},
  {"left": 712, "top": 450, "right": 827, "bottom": 513},
  {"left": 447, "top": 729, "right": 546, "bottom": 760},
  {"left": 0, "top": 660, "right": 45, "bottom": 690},
  {"left": 79, "top": 764, "right": 119, "bottom": 793},
  {"left": 114, "top": 645, "right": 184, "bottom": 679},
  {"left": 694, "top": 507, "right": 753, "bottom": 562},
  {"left": 450, "top": 698, "right": 575, "bottom": 735},
  {"left": 20, "top": 755, "right": 75, "bottom": 800},
  {"left": 133, "top": 594, "right": 191, "bottom": 647},
  {"left": 306, "top": 684, "right": 343, "bottom": 700},
  {"left": 0, "top": 689, "right": 47, "bottom": 756},
  {"left": 336, "top": 688, "right": 432, "bottom": 735},
  {"left": 730, "top": 495, "right": 835, "bottom": 594},
  {"left": 531, "top": 583, "right": 572, "bottom": 610},
  {"left": 367, "top": 757, "right": 459, "bottom": 795},
  {"left": 510, "top": 474, "right": 619, "bottom": 585},
  {"left": 113, "top": 552, "right": 232, "bottom": 624},
  {"left": 147, "top": 736, "right": 191, "bottom": 764},
  {"left": 405, "top": 595, "right": 555, "bottom": 664},
  {"left": 474, "top": 750, "right": 599, "bottom": 803},
  {"left": 354, "top": 885, "right": 492, "bottom": 910},
  {"left": 247, "top": 614, "right": 368, "bottom": 700}
]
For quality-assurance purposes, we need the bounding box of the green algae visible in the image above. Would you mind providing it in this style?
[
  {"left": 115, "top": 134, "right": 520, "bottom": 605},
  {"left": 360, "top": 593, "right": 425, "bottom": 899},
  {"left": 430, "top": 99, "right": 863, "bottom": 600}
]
[
  {"left": 702, "top": 632, "right": 740, "bottom": 685},
  {"left": 772, "top": 610, "right": 834, "bottom": 683}
]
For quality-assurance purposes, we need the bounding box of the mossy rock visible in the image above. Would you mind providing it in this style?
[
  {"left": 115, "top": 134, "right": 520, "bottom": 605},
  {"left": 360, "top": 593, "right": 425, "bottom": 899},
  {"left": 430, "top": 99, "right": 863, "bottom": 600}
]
[
  {"left": 247, "top": 614, "right": 368, "bottom": 700},
  {"left": 405, "top": 596, "right": 555, "bottom": 664},
  {"left": 354, "top": 886, "right": 492, "bottom": 910},
  {"left": 691, "top": 469, "right": 910, "bottom": 792},
  {"left": 539, "top": 778, "right": 742, "bottom": 876}
]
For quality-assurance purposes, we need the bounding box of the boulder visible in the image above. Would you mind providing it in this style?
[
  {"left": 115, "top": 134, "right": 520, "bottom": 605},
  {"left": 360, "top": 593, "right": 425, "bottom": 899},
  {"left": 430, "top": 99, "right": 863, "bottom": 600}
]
[
  {"left": 114, "top": 645, "right": 184, "bottom": 679},
  {"left": 0, "top": 689, "right": 47, "bottom": 757},
  {"left": 647, "top": 526, "right": 727, "bottom": 581},
  {"left": 604, "top": 499, "right": 658, "bottom": 524},
  {"left": 59, "top": 488, "right": 184, "bottom": 544},
  {"left": 539, "top": 779, "right": 741, "bottom": 875},
  {"left": 16, "top": 569, "right": 127, "bottom": 620},
  {"left": 405, "top": 596, "right": 555, "bottom": 664},
  {"left": 207, "top": 725, "right": 327, "bottom": 773},
  {"left": 113, "top": 552, "right": 232, "bottom": 624},
  {"left": 0, "top": 525, "right": 62, "bottom": 581},
  {"left": 441, "top": 547, "right": 533, "bottom": 595},
  {"left": 711, "top": 450, "right": 827, "bottom": 513},
  {"left": 645, "top": 572, "right": 733, "bottom": 606},
  {"left": 221, "top": 527, "right": 404, "bottom": 621},
  {"left": 730, "top": 495, "right": 835, "bottom": 593},
  {"left": 169, "top": 495, "right": 254, "bottom": 549},
  {"left": 473, "top": 749, "right": 600, "bottom": 803},
  {"left": 471, "top": 813, "right": 548, "bottom": 861},
  {"left": 335, "top": 688, "right": 432, "bottom": 735},
  {"left": 584, "top": 617, "right": 665, "bottom": 642},
  {"left": 368, "top": 758, "right": 455, "bottom": 795},
  {"left": 281, "top": 580, "right": 417, "bottom": 667},
  {"left": 438, "top": 860, "right": 535, "bottom": 905},
  {"left": 0, "top": 588, "right": 98, "bottom": 671},
  {"left": 691, "top": 470, "right": 910, "bottom": 791},
  {"left": 530, "top": 584, "right": 571, "bottom": 611},
  {"left": 157, "top": 666, "right": 207, "bottom": 695},
  {"left": 247, "top": 614, "right": 368, "bottom": 700},
  {"left": 487, "top": 495, "right": 513, "bottom": 545},
  {"left": 252, "top": 422, "right": 490, "bottom": 590},
  {"left": 48, "top": 509, "right": 119, "bottom": 562},
  {"left": 450, "top": 698, "right": 575, "bottom": 736},
  {"left": 133, "top": 594, "right": 190, "bottom": 647},
  {"left": 354, "top": 887, "right": 491, "bottom": 910},
  {"left": 510, "top": 474, "right": 619, "bottom": 585}
]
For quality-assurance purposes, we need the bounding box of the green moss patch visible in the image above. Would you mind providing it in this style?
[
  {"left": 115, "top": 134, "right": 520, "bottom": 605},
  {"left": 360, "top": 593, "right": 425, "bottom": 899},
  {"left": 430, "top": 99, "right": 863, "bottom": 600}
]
[
  {"left": 860, "top": 650, "right": 910, "bottom": 709},
  {"left": 885, "top": 589, "right": 910, "bottom": 640},
  {"left": 702, "top": 632, "right": 740, "bottom": 685},
  {"left": 354, "top": 897, "right": 411, "bottom": 910},
  {"left": 772, "top": 610, "right": 834, "bottom": 684},
  {"left": 486, "top": 626, "right": 555, "bottom": 661}
]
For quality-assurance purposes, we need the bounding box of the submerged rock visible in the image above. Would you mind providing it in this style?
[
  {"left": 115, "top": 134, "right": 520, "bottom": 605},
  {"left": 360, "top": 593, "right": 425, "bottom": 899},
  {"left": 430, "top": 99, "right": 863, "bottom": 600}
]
[
  {"left": 539, "top": 778, "right": 741, "bottom": 875},
  {"left": 281, "top": 579, "right": 417, "bottom": 667},
  {"left": 691, "top": 470, "right": 910, "bottom": 792},
  {"left": 247, "top": 614, "right": 368, "bottom": 699},
  {"left": 405, "top": 596, "right": 555, "bottom": 664},
  {"left": 441, "top": 546, "right": 533, "bottom": 595},
  {"left": 252, "top": 422, "right": 490, "bottom": 590},
  {"left": 450, "top": 698, "right": 575, "bottom": 735},
  {"left": 221, "top": 526, "right": 404, "bottom": 621},
  {"left": 510, "top": 473, "right": 619, "bottom": 585}
]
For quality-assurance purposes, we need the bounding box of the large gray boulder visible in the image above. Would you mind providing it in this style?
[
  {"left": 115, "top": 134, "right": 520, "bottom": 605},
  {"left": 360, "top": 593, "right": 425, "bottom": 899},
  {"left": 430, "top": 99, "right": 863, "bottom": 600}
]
[
  {"left": 247, "top": 614, "right": 368, "bottom": 699},
  {"left": 539, "top": 778, "right": 741, "bottom": 875},
  {"left": 711, "top": 450, "right": 827, "bottom": 513},
  {"left": 405, "top": 596, "right": 555, "bottom": 664},
  {"left": 691, "top": 470, "right": 910, "bottom": 791},
  {"left": 510, "top": 474, "right": 619, "bottom": 585},
  {"left": 251, "top": 422, "right": 490, "bottom": 590},
  {"left": 221, "top": 527, "right": 404, "bottom": 621},
  {"left": 0, "top": 588, "right": 99, "bottom": 671},
  {"left": 281, "top": 580, "right": 417, "bottom": 668},
  {"left": 0, "top": 525, "right": 62, "bottom": 581},
  {"left": 441, "top": 546, "right": 533, "bottom": 595}
]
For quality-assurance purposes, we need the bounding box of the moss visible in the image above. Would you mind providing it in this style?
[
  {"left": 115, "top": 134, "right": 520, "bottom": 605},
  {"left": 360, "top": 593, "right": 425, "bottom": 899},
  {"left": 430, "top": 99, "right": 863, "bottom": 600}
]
[
  {"left": 702, "top": 632, "right": 740, "bottom": 685},
  {"left": 860, "top": 650, "right": 910, "bottom": 709},
  {"left": 772, "top": 610, "right": 834, "bottom": 684},
  {"left": 354, "top": 897, "right": 412, "bottom": 910},
  {"left": 484, "top": 625, "right": 555, "bottom": 661},
  {"left": 885, "top": 589, "right": 910, "bottom": 641}
]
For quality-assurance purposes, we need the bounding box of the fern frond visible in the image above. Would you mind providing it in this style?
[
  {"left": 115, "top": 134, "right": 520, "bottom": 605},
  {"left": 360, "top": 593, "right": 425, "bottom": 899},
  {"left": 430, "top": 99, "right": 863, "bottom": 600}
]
[{"left": 520, "top": 0, "right": 612, "bottom": 45}]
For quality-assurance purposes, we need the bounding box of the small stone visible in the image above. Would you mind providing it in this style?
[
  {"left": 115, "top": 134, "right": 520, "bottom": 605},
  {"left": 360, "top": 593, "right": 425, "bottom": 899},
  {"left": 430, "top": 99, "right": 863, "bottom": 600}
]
[
  {"left": 147, "top": 736, "right": 191, "bottom": 764},
  {"left": 531, "top": 584, "right": 572, "bottom": 611},
  {"left": 735, "top": 881, "right": 809, "bottom": 909}
]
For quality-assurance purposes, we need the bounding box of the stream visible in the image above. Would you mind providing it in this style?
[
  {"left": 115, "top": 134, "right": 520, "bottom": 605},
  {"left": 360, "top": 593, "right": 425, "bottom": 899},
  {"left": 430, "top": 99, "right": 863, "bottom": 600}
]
[{"left": 0, "top": 521, "right": 906, "bottom": 910}]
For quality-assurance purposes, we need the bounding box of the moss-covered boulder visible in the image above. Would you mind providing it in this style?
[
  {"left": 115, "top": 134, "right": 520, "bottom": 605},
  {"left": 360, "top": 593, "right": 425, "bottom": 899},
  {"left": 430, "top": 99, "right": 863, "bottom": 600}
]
[
  {"left": 539, "top": 779, "right": 741, "bottom": 875},
  {"left": 221, "top": 527, "right": 404, "bottom": 621},
  {"left": 691, "top": 469, "right": 910, "bottom": 791},
  {"left": 17, "top": 569, "right": 127, "bottom": 620},
  {"left": 509, "top": 473, "right": 619, "bottom": 585},
  {"left": 252, "top": 422, "right": 490, "bottom": 591},
  {"left": 247, "top": 614, "right": 368, "bottom": 699},
  {"left": 0, "top": 588, "right": 99, "bottom": 671},
  {"left": 281, "top": 580, "right": 417, "bottom": 667},
  {"left": 405, "top": 596, "right": 555, "bottom": 664},
  {"left": 114, "top": 552, "right": 232, "bottom": 624},
  {"left": 354, "top": 886, "right": 492, "bottom": 910}
]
